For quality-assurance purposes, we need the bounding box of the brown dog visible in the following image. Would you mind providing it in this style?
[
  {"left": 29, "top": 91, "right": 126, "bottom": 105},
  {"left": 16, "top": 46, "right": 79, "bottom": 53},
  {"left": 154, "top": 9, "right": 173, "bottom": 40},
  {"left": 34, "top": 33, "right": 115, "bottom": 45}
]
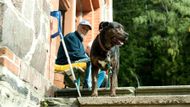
[{"left": 90, "top": 21, "right": 128, "bottom": 96}]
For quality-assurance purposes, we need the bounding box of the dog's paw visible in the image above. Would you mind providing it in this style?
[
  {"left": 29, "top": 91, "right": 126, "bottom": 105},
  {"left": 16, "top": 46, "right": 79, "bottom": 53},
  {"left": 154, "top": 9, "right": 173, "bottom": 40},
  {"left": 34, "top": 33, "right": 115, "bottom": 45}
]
[
  {"left": 110, "top": 93, "right": 116, "bottom": 97},
  {"left": 91, "top": 93, "right": 98, "bottom": 97}
]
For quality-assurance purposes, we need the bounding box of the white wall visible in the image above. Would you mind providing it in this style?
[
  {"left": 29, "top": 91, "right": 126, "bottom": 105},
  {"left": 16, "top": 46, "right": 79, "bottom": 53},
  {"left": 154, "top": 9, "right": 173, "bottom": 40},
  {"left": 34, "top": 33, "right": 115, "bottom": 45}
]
[{"left": 0, "top": 0, "right": 51, "bottom": 74}]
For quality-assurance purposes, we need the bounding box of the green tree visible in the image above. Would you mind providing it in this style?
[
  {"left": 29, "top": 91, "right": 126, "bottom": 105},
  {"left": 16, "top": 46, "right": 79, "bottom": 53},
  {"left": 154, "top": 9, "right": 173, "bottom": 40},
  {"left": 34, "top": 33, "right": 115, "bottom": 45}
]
[{"left": 113, "top": 0, "right": 190, "bottom": 87}]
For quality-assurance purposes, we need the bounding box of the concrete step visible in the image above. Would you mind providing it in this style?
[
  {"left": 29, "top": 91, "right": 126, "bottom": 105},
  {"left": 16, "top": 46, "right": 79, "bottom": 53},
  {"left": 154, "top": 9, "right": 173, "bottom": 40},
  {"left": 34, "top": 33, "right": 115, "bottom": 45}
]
[
  {"left": 43, "top": 95, "right": 190, "bottom": 107},
  {"left": 55, "top": 85, "right": 190, "bottom": 97},
  {"left": 136, "top": 85, "right": 190, "bottom": 96},
  {"left": 78, "top": 95, "right": 190, "bottom": 107},
  {"left": 42, "top": 85, "right": 190, "bottom": 107},
  {"left": 54, "top": 87, "right": 135, "bottom": 97}
]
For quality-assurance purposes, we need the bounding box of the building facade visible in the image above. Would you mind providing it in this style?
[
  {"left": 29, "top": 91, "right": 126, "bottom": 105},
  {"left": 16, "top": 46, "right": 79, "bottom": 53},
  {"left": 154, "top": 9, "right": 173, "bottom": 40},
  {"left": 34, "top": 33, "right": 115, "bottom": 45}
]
[{"left": 0, "top": 0, "right": 112, "bottom": 106}]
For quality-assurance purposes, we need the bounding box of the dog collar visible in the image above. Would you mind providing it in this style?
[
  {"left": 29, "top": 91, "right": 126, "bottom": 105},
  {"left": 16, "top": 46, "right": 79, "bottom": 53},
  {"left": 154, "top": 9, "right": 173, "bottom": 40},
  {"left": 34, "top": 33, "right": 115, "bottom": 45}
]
[{"left": 98, "top": 35, "right": 110, "bottom": 52}]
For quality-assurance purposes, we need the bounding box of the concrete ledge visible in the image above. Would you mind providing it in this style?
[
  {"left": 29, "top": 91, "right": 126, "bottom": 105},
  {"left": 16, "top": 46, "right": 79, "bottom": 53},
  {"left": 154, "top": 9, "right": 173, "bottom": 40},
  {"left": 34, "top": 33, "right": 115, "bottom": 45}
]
[
  {"left": 55, "top": 87, "right": 135, "bottom": 97},
  {"left": 136, "top": 85, "right": 190, "bottom": 96},
  {"left": 44, "top": 95, "right": 190, "bottom": 107},
  {"left": 55, "top": 85, "right": 190, "bottom": 97},
  {"left": 78, "top": 95, "right": 190, "bottom": 107},
  {"left": 45, "top": 86, "right": 190, "bottom": 107}
]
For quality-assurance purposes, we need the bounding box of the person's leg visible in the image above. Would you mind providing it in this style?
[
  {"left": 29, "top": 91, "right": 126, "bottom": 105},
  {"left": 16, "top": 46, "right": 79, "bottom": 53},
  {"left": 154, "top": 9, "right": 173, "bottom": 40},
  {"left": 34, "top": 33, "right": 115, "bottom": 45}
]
[
  {"left": 97, "top": 70, "right": 106, "bottom": 88},
  {"left": 84, "top": 63, "right": 106, "bottom": 89},
  {"left": 100, "top": 74, "right": 109, "bottom": 88}
]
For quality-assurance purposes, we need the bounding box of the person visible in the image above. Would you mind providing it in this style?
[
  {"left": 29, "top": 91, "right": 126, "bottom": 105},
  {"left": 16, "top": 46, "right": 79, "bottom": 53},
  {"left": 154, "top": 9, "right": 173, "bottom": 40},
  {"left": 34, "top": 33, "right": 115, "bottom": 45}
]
[{"left": 56, "top": 19, "right": 92, "bottom": 88}]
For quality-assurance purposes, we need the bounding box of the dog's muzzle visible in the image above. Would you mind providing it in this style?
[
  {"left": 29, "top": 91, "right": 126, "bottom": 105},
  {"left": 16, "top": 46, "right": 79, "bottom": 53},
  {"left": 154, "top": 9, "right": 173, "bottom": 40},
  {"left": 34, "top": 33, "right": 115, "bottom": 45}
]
[{"left": 112, "top": 34, "right": 128, "bottom": 46}]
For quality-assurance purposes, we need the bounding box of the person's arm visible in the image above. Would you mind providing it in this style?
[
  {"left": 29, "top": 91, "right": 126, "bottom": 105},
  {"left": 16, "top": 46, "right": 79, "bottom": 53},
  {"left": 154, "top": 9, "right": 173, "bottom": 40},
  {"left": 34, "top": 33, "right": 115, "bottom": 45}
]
[
  {"left": 86, "top": 40, "right": 93, "bottom": 56},
  {"left": 86, "top": 45, "right": 91, "bottom": 56},
  {"left": 65, "top": 35, "right": 87, "bottom": 61}
]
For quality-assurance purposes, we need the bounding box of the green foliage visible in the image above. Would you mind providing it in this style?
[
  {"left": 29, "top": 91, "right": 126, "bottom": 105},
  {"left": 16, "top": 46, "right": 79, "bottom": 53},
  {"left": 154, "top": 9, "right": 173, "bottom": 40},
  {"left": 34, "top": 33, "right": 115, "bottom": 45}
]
[{"left": 113, "top": 0, "right": 190, "bottom": 86}]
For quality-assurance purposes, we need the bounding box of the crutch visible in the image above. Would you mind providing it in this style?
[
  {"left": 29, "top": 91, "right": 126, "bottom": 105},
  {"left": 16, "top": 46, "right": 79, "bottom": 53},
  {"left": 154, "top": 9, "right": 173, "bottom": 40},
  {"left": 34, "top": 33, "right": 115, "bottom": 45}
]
[{"left": 51, "top": 11, "right": 81, "bottom": 97}]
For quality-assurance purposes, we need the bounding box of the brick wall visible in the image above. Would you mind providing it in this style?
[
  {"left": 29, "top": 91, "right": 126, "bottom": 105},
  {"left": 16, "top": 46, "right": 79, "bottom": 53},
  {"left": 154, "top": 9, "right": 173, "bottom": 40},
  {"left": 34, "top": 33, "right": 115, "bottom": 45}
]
[
  {"left": 0, "top": 46, "right": 53, "bottom": 106},
  {"left": 0, "top": 0, "right": 113, "bottom": 98},
  {"left": 0, "top": 47, "right": 52, "bottom": 94},
  {"left": 0, "top": 47, "right": 20, "bottom": 76},
  {"left": 53, "top": 0, "right": 113, "bottom": 88},
  {"left": 0, "top": 0, "right": 113, "bottom": 106},
  {"left": 0, "top": 0, "right": 60, "bottom": 99}
]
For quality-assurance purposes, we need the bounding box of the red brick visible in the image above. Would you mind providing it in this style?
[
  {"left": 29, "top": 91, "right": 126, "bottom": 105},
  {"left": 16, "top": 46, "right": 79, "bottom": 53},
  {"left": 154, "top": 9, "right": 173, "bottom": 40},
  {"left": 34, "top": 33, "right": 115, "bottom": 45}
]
[
  {"left": 0, "top": 56, "right": 20, "bottom": 76},
  {"left": 54, "top": 73, "right": 64, "bottom": 82},
  {"left": 54, "top": 80, "right": 65, "bottom": 89},
  {"left": 0, "top": 47, "right": 14, "bottom": 60},
  {"left": 49, "top": 57, "right": 56, "bottom": 82}
]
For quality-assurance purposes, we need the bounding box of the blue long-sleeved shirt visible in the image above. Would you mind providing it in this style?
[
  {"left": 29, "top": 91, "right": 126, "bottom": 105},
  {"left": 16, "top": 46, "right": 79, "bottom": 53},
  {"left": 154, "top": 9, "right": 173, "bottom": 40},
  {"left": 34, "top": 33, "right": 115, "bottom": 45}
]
[{"left": 56, "top": 31, "right": 87, "bottom": 65}]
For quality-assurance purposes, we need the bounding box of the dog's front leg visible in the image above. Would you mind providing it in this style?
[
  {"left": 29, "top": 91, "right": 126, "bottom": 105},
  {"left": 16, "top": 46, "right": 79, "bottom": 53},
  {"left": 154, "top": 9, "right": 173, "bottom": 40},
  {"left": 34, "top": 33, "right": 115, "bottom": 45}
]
[
  {"left": 91, "top": 65, "right": 99, "bottom": 97},
  {"left": 110, "top": 70, "right": 117, "bottom": 96}
]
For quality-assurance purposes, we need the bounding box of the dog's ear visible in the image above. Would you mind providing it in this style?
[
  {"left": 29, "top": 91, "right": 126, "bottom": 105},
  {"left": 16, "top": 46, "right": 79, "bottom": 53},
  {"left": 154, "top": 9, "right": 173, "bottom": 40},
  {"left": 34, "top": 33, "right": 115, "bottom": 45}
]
[{"left": 99, "top": 21, "right": 110, "bottom": 31}]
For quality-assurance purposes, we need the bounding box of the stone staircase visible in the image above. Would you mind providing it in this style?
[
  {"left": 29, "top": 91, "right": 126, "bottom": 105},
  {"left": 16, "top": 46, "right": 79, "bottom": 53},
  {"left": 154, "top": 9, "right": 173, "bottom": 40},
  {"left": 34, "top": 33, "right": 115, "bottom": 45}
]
[{"left": 41, "top": 85, "right": 190, "bottom": 107}]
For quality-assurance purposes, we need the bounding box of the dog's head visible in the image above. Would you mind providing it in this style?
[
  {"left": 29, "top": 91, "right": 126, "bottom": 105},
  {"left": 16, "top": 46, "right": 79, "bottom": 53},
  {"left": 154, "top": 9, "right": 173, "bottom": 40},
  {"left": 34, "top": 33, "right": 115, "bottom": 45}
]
[{"left": 99, "top": 21, "right": 128, "bottom": 48}]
